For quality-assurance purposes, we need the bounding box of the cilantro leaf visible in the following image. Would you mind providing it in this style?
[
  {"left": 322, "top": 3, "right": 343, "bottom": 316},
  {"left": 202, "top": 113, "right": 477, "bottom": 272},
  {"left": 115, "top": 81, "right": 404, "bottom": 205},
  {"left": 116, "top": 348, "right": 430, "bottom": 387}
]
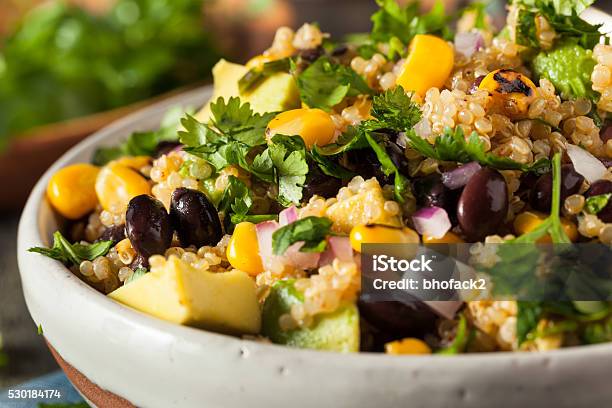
[
  {"left": 218, "top": 175, "right": 253, "bottom": 223},
  {"left": 272, "top": 216, "right": 333, "bottom": 255},
  {"left": 268, "top": 135, "right": 309, "bottom": 206},
  {"left": 517, "top": 301, "right": 543, "bottom": 345},
  {"left": 369, "top": 85, "right": 422, "bottom": 131},
  {"left": 404, "top": 126, "right": 550, "bottom": 172},
  {"left": 514, "top": 1, "right": 603, "bottom": 49},
  {"left": 209, "top": 96, "right": 275, "bottom": 146},
  {"left": 585, "top": 193, "right": 612, "bottom": 215},
  {"left": 93, "top": 106, "right": 187, "bottom": 165},
  {"left": 313, "top": 126, "right": 369, "bottom": 155},
  {"left": 295, "top": 57, "right": 373, "bottom": 111},
  {"left": 309, "top": 147, "right": 356, "bottom": 179},
  {"left": 364, "top": 132, "right": 409, "bottom": 202},
  {"left": 371, "top": 0, "right": 452, "bottom": 45},
  {"left": 29, "top": 231, "right": 113, "bottom": 266}
]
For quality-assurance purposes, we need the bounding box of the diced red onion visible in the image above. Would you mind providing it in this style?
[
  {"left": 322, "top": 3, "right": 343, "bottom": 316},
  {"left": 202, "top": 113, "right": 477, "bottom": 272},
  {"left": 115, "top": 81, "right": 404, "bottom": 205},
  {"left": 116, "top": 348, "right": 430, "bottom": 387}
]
[
  {"left": 279, "top": 206, "right": 298, "bottom": 226},
  {"left": 566, "top": 144, "right": 607, "bottom": 183},
  {"left": 454, "top": 32, "right": 484, "bottom": 58},
  {"left": 412, "top": 206, "right": 451, "bottom": 239},
  {"left": 424, "top": 301, "right": 463, "bottom": 320},
  {"left": 441, "top": 162, "right": 482, "bottom": 190},
  {"left": 285, "top": 243, "right": 320, "bottom": 269},
  {"left": 328, "top": 236, "right": 353, "bottom": 263},
  {"left": 255, "top": 221, "right": 279, "bottom": 262}
]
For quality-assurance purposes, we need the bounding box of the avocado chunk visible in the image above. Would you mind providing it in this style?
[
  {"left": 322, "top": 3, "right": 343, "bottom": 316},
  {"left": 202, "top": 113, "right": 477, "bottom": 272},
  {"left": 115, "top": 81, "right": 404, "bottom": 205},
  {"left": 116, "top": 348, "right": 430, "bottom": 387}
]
[
  {"left": 262, "top": 279, "right": 359, "bottom": 352},
  {"left": 196, "top": 59, "right": 300, "bottom": 122},
  {"left": 108, "top": 256, "right": 261, "bottom": 335}
]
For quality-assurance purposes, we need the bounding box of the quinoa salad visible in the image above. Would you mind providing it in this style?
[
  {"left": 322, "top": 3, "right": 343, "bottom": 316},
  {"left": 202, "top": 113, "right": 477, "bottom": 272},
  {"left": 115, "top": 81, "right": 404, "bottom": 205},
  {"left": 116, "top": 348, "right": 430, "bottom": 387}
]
[{"left": 31, "top": 0, "right": 612, "bottom": 354}]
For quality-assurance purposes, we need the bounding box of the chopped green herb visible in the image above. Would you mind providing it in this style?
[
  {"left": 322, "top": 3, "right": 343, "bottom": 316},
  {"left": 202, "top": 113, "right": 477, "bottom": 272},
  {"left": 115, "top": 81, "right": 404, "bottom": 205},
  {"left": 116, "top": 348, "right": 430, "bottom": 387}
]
[
  {"left": 371, "top": 0, "right": 452, "bottom": 45},
  {"left": 272, "top": 216, "right": 333, "bottom": 255},
  {"left": 29, "top": 231, "right": 113, "bottom": 267},
  {"left": 405, "top": 127, "right": 550, "bottom": 172},
  {"left": 582, "top": 315, "right": 612, "bottom": 344},
  {"left": 585, "top": 193, "right": 611, "bottom": 215},
  {"left": 93, "top": 106, "right": 188, "bottom": 165},
  {"left": 364, "top": 132, "right": 409, "bottom": 202},
  {"left": 514, "top": 1, "right": 602, "bottom": 49},
  {"left": 367, "top": 86, "right": 422, "bottom": 132},
  {"left": 269, "top": 135, "right": 309, "bottom": 206},
  {"left": 517, "top": 301, "right": 543, "bottom": 345},
  {"left": 37, "top": 324, "right": 44, "bottom": 335},
  {"left": 294, "top": 57, "right": 373, "bottom": 111},
  {"left": 218, "top": 176, "right": 253, "bottom": 224}
]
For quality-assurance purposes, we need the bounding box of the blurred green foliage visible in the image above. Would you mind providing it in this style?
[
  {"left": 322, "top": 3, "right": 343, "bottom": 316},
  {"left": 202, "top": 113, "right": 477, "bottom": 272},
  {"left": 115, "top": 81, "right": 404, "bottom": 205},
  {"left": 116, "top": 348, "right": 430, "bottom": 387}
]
[{"left": 0, "top": 0, "right": 219, "bottom": 146}]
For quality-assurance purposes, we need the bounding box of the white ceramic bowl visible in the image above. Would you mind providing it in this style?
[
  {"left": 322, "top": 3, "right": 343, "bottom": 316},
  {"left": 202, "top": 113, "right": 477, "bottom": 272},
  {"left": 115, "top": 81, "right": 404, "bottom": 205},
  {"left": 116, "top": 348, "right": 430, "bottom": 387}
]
[{"left": 18, "top": 13, "right": 612, "bottom": 406}]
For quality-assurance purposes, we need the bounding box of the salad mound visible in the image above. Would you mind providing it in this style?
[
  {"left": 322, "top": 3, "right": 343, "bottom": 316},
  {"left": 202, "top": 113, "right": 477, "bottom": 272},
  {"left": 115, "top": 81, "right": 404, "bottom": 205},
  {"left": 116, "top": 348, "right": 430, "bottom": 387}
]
[{"left": 31, "top": 0, "right": 612, "bottom": 355}]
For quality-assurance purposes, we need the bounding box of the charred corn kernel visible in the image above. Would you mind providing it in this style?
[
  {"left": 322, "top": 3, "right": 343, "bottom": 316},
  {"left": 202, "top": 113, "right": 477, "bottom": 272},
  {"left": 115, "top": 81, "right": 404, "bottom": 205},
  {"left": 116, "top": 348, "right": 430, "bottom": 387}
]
[
  {"left": 227, "top": 222, "right": 264, "bottom": 276},
  {"left": 385, "top": 338, "right": 432, "bottom": 355},
  {"left": 266, "top": 108, "right": 336, "bottom": 148},
  {"left": 349, "top": 224, "right": 420, "bottom": 252},
  {"left": 513, "top": 211, "right": 578, "bottom": 242},
  {"left": 478, "top": 69, "right": 537, "bottom": 116},
  {"left": 95, "top": 162, "right": 151, "bottom": 213},
  {"left": 396, "top": 34, "right": 454, "bottom": 96},
  {"left": 422, "top": 231, "right": 465, "bottom": 244},
  {"left": 115, "top": 156, "right": 151, "bottom": 170},
  {"left": 47, "top": 163, "right": 100, "bottom": 219}
]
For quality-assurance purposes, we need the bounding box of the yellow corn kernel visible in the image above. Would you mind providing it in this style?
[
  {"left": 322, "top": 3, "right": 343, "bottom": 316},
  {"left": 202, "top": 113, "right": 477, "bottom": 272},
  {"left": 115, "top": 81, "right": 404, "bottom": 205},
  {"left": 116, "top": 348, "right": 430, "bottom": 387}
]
[
  {"left": 115, "top": 156, "right": 151, "bottom": 170},
  {"left": 513, "top": 211, "right": 578, "bottom": 242},
  {"left": 385, "top": 338, "right": 432, "bottom": 355},
  {"left": 95, "top": 162, "right": 151, "bottom": 214},
  {"left": 47, "top": 163, "right": 100, "bottom": 219},
  {"left": 422, "top": 231, "right": 465, "bottom": 244},
  {"left": 478, "top": 69, "right": 537, "bottom": 116},
  {"left": 396, "top": 34, "right": 454, "bottom": 96},
  {"left": 266, "top": 108, "right": 336, "bottom": 148},
  {"left": 227, "top": 222, "right": 264, "bottom": 276},
  {"left": 349, "top": 224, "right": 420, "bottom": 252}
]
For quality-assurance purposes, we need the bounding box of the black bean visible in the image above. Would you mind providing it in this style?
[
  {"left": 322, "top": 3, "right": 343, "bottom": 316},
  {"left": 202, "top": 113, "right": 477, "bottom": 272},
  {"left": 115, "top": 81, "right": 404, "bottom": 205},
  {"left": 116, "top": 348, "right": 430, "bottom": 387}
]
[
  {"left": 344, "top": 149, "right": 391, "bottom": 184},
  {"left": 413, "top": 173, "right": 460, "bottom": 221},
  {"left": 97, "top": 224, "right": 126, "bottom": 245},
  {"left": 457, "top": 168, "right": 508, "bottom": 241},
  {"left": 358, "top": 300, "right": 437, "bottom": 337},
  {"left": 302, "top": 171, "right": 343, "bottom": 201},
  {"left": 331, "top": 44, "right": 349, "bottom": 56},
  {"left": 585, "top": 179, "right": 612, "bottom": 222},
  {"left": 170, "top": 188, "right": 223, "bottom": 247},
  {"left": 530, "top": 164, "right": 584, "bottom": 213},
  {"left": 126, "top": 195, "right": 173, "bottom": 259},
  {"left": 299, "top": 46, "right": 324, "bottom": 62}
]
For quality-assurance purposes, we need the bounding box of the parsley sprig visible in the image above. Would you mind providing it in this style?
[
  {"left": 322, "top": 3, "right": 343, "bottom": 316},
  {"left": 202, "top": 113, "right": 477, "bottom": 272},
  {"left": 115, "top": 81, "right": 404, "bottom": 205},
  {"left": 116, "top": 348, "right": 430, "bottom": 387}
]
[
  {"left": 404, "top": 126, "right": 550, "bottom": 173},
  {"left": 294, "top": 56, "right": 373, "bottom": 111},
  {"left": 29, "top": 231, "right": 113, "bottom": 266}
]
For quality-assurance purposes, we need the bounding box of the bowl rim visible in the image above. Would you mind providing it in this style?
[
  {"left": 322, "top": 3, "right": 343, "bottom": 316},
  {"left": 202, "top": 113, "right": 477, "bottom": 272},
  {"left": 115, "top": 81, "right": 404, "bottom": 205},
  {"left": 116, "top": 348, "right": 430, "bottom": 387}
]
[{"left": 17, "top": 47, "right": 612, "bottom": 365}]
